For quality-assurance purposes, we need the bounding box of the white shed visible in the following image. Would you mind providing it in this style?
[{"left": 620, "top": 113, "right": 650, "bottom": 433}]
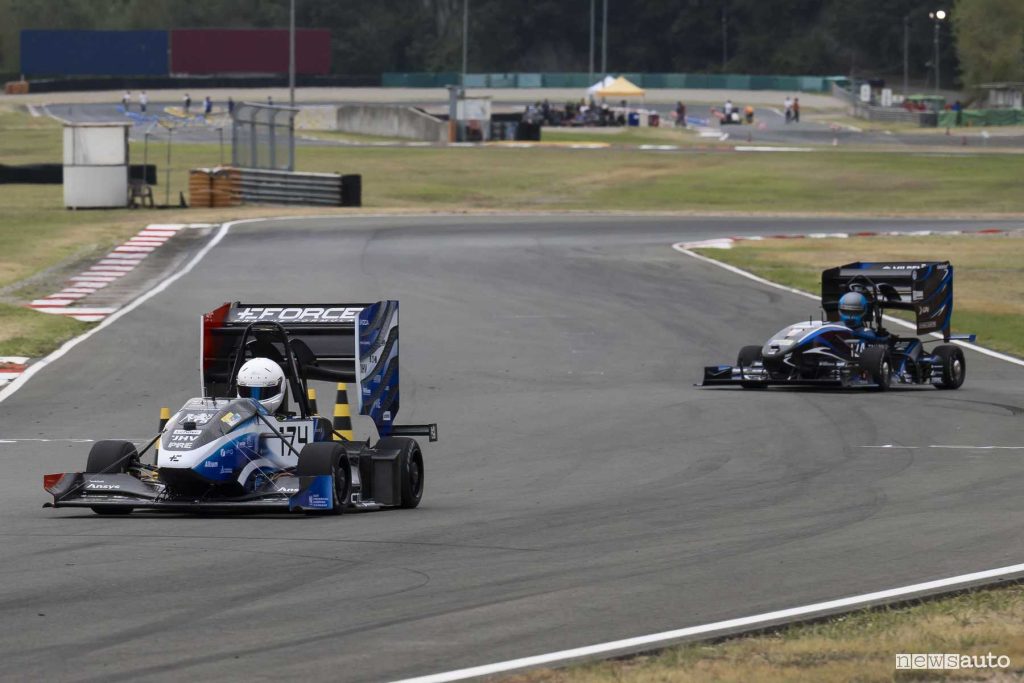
[{"left": 63, "top": 122, "right": 131, "bottom": 209}]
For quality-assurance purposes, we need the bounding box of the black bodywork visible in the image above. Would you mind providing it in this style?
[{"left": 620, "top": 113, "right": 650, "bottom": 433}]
[{"left": 702, "top": 261, "right": 974, "bottom": 390}]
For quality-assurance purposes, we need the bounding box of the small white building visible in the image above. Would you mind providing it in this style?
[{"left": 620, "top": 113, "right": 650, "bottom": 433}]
[
  {"left": 980, "top": 83, "right": 1024, "bottom": 110},
  {"left": 63, "top": 122, "right": 131, "bottom": 209}
]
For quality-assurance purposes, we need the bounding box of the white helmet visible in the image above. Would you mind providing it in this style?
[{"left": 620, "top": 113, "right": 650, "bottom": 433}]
[{"left": 237, "top": 358, "right": 287, "bottom": 413}]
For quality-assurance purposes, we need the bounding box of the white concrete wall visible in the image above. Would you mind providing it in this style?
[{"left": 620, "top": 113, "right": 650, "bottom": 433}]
[{"left": 335, "top": 105, "right": 447, "bottom": 142}]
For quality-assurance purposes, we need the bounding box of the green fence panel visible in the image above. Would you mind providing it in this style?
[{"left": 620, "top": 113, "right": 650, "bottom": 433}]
[
  {"left": 939, "top": 109, "right": 1024, "bottom": 127},
  {"left": 642, "top": 73, "right": 670, "bottom": 88},
  {"left": 487, "top": 73, "right": 516, "bottom": 88},
  {"left": 798, "top": 76, "right": 825, "bottom": 92},
  {"left": 680, "top": 74, "right": 707, "bottom": 88},
  {"left": 517, "top": 73, "right": 542, "bottom": 88},
  {"left": 386, "top": 71, "right": 838, "bottom": 91}
]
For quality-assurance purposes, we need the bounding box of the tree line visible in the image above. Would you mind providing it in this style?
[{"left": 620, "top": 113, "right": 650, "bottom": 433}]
[{"left": 0, "top": 0, "right": 1020, "bottom": 88}]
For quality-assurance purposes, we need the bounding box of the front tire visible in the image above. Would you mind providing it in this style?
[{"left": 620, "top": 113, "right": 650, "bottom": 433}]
[
  {"left": 376, "top": 437, "right": 424, "bottom": 509},
  {"left": 296, "top": 442, "right": 351, "bottom": 515},
  {"left": 860, "top": 346, "right": 892, "bottom": 391},
  {"left": 933, "top": 344, "right": 966, "bottom": 390},
  {"left": 85, "top": 440, "right": 138, "bottom": 516}
]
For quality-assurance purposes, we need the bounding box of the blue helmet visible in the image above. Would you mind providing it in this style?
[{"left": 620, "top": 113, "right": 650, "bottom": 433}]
[{"left": 838, "top": 292, "right": 870, "bottom": 327}]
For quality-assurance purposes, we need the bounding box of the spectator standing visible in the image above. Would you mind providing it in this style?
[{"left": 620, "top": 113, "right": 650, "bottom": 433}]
[
  {"left": 793, "top": 98, "right": 800, "bottom": 123},
  {"left": 204, "top": 96, "right": 213, "bottom": 115},
  {"left": 139, "top": 91, "right": 148, "bottom": 113},
  {"left": 267, "top": 95, "right": 274, "bottom": 106},
  {"left": 227, "top": 96, "right": 235, "bottom": 114},
  {"left": 953, "top": 99, "right": 963, "bottom": 126},
  {"left": 675, "top": 100, "right": 687, "bottom": 127},
  {"left": 784, "top": 95, "right": 793, "bottom": 123},
  {"left": 121, "top": 90, "right": 131, "bottom": 111},
  {"left": 183, "top": 93, "right": 192, "bottom": 114}
]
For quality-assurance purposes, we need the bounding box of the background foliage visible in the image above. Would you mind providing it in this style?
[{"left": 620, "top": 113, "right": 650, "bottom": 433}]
[{"left": 0, "top": 0, "right": 1017, "bottom": 86}]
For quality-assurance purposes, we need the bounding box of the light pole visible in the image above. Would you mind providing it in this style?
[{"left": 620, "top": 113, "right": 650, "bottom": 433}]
[
  {"left": 288, "top": 0, "right": 296, "bottom": 107},
  {"left": 461, "top": 0, "right": 469, "bottom": 86},
  {"left": 929, "top": 9, "right": 946, "bottom": 94},
  {"left": 589, "top": 0, "right": 595, "bottom": 82},
  {"left": 601, "top": 0, "right": 608, "bottom": 76},
  {"left": 902, "top": 15, "right": 909, "bottom": 95},
  {"left": 722, "top": 8, "right": 728, "bottom": 70}
]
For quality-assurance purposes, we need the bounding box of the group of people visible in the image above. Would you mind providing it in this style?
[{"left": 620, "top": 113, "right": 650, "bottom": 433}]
[
  {"left": 784, "top": 96, "right": 801, "bottom": 123},
  {"left": 522, "top": 97, "right": 628, "bottom": 127},
  {"left": 181, "top": 93, "right": 222, "bottom": 116},
  {"left": 120, "top": 90, "right": 148, "bottom": 113},
  {"left": 119, "top": 92, "right": 260, "bottom": 118}
]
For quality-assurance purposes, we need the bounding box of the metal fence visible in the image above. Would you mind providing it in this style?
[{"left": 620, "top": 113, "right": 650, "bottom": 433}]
[{"left": 231, "top": 103, "right": 298, "bottom": 171}]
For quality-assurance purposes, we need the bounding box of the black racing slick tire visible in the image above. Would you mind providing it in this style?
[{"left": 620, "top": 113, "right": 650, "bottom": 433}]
[
  {"left": 933, "top": 344, "right": 966, "bottom": 390},
  {"left": 860, "top": 346, "right": 892, "bottom": 391},
  {"left": 376, "top": 437, "right": 424, "bottom": 509},
  {"left": 85, "top": 440, "right": 138, "bottom": 515},
  {"left": 737, "top": 345, "right": 765, "bottom": 390},
  {"left": 296, "top": 442, "right": 351, "bottom": 515}
]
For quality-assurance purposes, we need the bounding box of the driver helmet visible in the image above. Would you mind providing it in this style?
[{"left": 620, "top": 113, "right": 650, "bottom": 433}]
[
  {"left": 237, "top": 358, "right": 287, "bottom": 413},
  {"left": 838, "top": 291, "right": 870, "bottom": 327}
]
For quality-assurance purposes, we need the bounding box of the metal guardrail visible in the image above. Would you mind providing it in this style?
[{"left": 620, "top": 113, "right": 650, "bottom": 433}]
[
  {"left": 239, "top": 168, "right": 342, "bottom": 206},
  {"left": 833, "top": 84, "right": 936, "bottom": 127},
  {"left": 189, "top": 167, "right": 361, "bottom": 207}
]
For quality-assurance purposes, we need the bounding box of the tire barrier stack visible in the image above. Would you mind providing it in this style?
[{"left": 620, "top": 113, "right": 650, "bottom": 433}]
[
  {"left": 188, "top": 167, "right": 361, "bottom": 208},
  {"left": 188, "top": 167, "right": 242, "bottom": 208}
]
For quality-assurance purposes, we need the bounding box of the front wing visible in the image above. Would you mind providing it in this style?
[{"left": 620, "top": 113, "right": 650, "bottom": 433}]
[
  {"left": 701, "top": 364, "right": 847, "bottom": 387},
  {"left": 43, "top": 471, "right": 337, "bottom": 513}
]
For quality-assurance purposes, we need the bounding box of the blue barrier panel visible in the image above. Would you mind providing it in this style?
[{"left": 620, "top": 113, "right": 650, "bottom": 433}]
[
  {"left": 21, "top": 30, "right": 168, "bottom": 76},
  {"left": 463, "top": 73, "right": 487, "bottom": 87}
]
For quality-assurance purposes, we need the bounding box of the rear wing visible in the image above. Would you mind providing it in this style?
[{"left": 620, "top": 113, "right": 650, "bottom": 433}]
[
  {"left": 201, "top": 301, "right": 401, "bottom": 435},
  {"left": 821, "top": 261, "right": 953, "bottom": 339}
]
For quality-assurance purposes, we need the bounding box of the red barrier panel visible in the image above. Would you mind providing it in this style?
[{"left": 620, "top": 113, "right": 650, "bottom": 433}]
[{"left": 171, "top": 29, "right": 330, "bottom": 75}]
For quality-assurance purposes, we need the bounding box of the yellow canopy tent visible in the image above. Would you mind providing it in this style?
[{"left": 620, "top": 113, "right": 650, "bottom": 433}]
[{"left": 595, "top": 76, "right": 646, "bottom": 98}]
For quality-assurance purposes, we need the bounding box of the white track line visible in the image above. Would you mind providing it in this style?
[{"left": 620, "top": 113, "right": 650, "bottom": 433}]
[
  {"left": 0, "top": 220, "right": 235, "bottom": 404},
  {"left": 672, "top": 243, "right": 1024, "bottom": 368},
  {"left": 393, "top": 562, "right": 1024, "bottom": 683}
]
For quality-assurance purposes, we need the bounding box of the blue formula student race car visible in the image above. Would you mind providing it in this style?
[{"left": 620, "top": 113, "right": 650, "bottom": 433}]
[
  {"left": 701, "top": 261, "right": 975, "bottom": 390},
  {"left": 44, "top": 300, "right": 437, "bottom": 515}
]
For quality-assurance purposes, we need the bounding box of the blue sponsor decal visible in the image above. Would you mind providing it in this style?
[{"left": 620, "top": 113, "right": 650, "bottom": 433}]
[{"left": 288, "top": 475, "right": 334, "bottom": 511}]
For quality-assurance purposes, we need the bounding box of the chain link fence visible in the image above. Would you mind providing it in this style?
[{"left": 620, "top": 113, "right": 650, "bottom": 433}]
[{"left": 231, "top": 103, "right": 298, "bottom": 171}]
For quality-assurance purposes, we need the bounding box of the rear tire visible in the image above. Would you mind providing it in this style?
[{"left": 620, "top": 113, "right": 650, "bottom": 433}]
[
  {"left": 296, "top": 442, "right": 351, "bottom": 515},
  {"left": 376, "top": 437, "right": 424, "bottom": 509},
  {"left": 933, "top": 344, "right": 966, "bottom": 390},
  {"left": 737, "top": 345, "right": 765, "bottom": 390},
  {"left": 85, "top": 440, "right": 138, "bottom": 516},
  {"left": 860, "top": 346, "right": 892, "bottom": 391}
]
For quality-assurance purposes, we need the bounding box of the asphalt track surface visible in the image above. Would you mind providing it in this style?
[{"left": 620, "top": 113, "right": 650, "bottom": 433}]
[{"left": 2, "top": 215, "right": 1023, "bottom": 682}]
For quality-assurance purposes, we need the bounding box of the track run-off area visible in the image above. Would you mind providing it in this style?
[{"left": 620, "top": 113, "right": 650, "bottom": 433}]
[{"left": 1, "top": 215, "right": 1022, "bottom": 682}]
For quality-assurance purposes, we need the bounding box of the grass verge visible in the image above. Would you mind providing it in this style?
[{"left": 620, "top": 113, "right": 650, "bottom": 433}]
[
  {"left": 1, "top": 105, "right": 1024, "bottom": 358},
  {"left": 509, "top": 583, "right": 1024, "bottom": 683},
  {"left": 692, "top": 233, "right": 1024, "bottom": 357}
]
